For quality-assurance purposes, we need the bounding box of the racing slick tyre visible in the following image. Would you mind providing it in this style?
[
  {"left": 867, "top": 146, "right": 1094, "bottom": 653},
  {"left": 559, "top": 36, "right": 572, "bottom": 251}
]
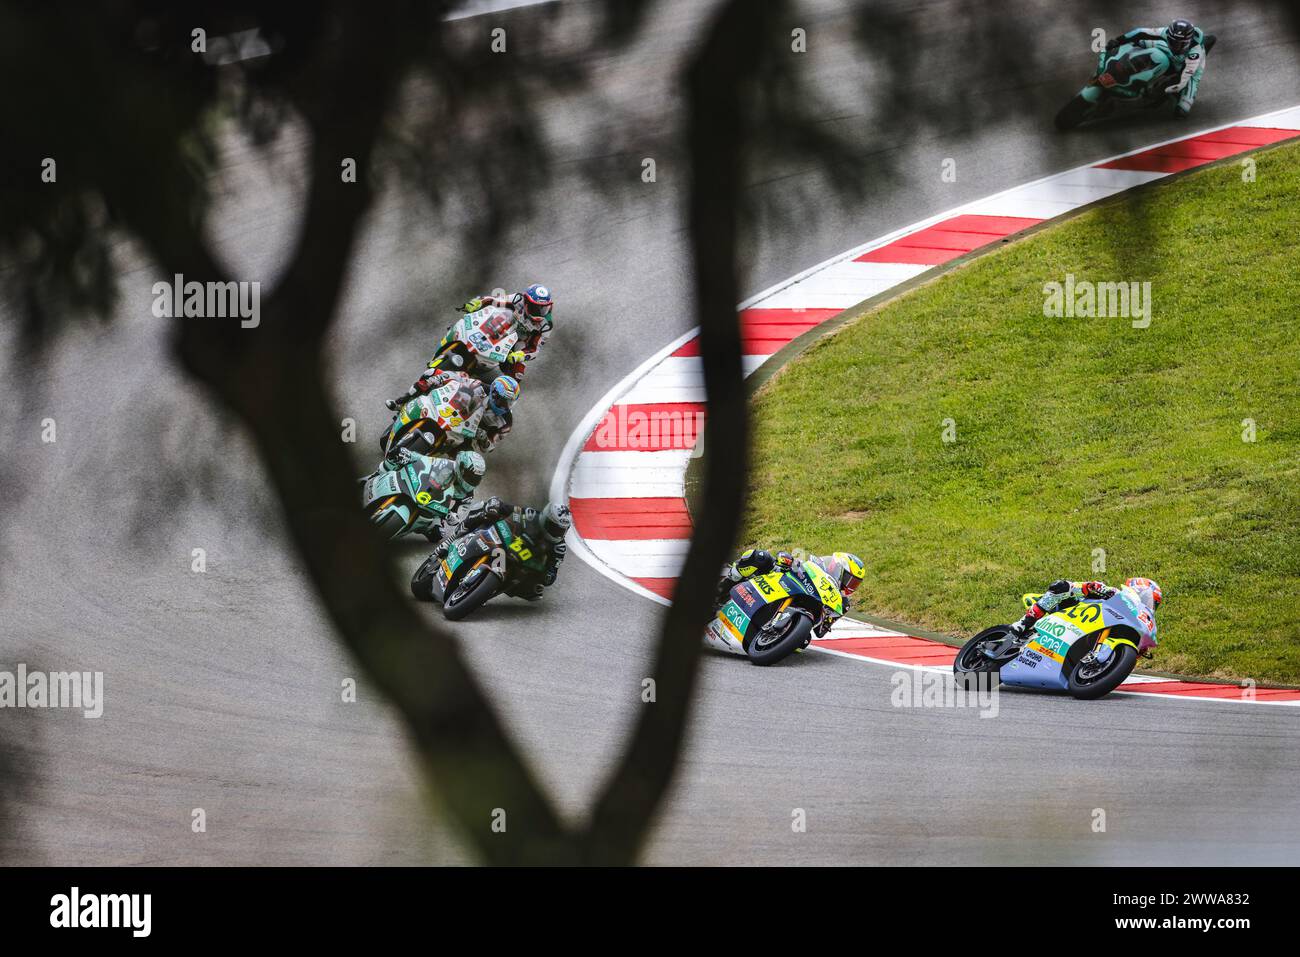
[
  {"left": 410, "top": 556, "right": 437, "bottom": 601},
  {"left": 745, "top": 613, "right": 815, "bottom": 666},
  {"left": 1054, "top": 94, "right": 1093, "bottom": 131},
  {"left": 1067, "top": 643, "right": 1138, "bottom": 700},
  {"left": 953, "top": 625, "right": 1020, "bottom": 688},
  {"left": 442, "top": 568, "right": 501, "bottom": 621}
]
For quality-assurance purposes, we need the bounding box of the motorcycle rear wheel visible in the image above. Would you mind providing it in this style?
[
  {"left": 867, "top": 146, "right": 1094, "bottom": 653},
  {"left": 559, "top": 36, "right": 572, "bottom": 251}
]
[
  {"left": 1054, "top": 94, "right": 1094, "bottom": 130},
  {"left": 746, "top": 613, "right": 814, "bottom": 666},
  {"left": 953, "top": 625, "right": 1020, "bottom": 687},
  {"left": 443, "top": 567, "right": 501, "bottom": 621},
  {"left": 410, "top": 556, "right": 438, "bottom": 601}
]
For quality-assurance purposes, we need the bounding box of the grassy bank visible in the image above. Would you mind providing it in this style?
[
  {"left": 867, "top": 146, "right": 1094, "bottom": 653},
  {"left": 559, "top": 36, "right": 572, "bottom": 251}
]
[{"left": 746, "top": 140, "right": 1300, "bottom": 684}]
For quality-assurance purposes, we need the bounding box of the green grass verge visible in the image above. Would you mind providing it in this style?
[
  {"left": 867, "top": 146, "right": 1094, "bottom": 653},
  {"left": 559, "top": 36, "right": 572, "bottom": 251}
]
[{"left": 746, "top": 139, "right": 1300, "bottom": 685}]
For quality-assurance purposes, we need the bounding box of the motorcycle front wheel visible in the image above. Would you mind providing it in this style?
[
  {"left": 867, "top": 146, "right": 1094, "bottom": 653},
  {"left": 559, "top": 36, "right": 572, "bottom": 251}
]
[
  {"left": 745, "top": 613, "right": 814, "bottom": 666},
  {"left": 443, "top": 567, "right": 501, "bottom": 621},
  {"left": 1067, "top": 644, "right": 1138, "bottom": 700}
]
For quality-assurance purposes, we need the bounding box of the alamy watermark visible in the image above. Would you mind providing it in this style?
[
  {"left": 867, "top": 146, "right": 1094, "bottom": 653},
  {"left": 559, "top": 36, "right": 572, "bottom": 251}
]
[
  {"left": 890, "top": 668, "right": 999, "bottom": 718},
  {"left": 151, "top": 274, "right": 260, "bottom": 328},
  {"left": 589, "top": 403, "right": 705, "bottom": 450},
  {"left": 1, "top": 665, "right": 103, "bottom": 718},
  {"left": 1043, "top": 274, "right": 1151, "bottom": 328}
]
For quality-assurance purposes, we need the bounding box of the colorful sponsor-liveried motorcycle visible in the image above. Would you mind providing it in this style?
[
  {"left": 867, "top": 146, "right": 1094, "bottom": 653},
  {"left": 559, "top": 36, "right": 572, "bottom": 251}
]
[
  {"left": 1054, "top": 37, "right": 1208, "bottom": 130},
  {"left": 379, "top": 374, "right": 484, "bottom": 456},
  {"left": 409, "top": 518, "right": 548, "bottom": 620},
  {"left": 705, "top": 558, "right": 843, "bottom": 665},
  {"left": 428, "top": 305, "right": 520, "bottom": 380},
  {"left": 953, "top": 589, "right": 1157, "bottom": 699},
  {"left": 359, "top": 452, "right": 470, "bottom": 542}
]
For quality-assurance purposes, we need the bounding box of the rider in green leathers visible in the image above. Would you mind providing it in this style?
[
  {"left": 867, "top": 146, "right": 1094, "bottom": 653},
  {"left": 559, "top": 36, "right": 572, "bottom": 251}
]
[{"left": 1097, "top": 18, "right": 1215, "bottom": 117}]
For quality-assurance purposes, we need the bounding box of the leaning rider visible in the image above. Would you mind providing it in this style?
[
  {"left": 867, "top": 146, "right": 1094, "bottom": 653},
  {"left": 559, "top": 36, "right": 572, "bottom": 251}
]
[
  {"left": 385, "top": 369, "right": 519, "bottom": 454},
  {"left": 380, "top": 447, "right": 487, "bottom": 541},
  {"left": 434, "top": 496, "right": 571, "bottom": 601},
  {"left": 1105, "top": 17, "right": 1215, "bottom": 117},
  {"left": 1009, "top": 577, "right": 1163, "bottom": 640},
  {"left": 716, "top": 548, "right": 865, "bottom": 638},
  {"left": 440, "top": 283, "right": 555, "bottom": 380}
]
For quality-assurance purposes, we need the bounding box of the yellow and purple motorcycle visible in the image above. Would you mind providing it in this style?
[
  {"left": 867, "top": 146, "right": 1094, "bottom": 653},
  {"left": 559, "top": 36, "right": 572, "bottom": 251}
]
[
  {"left": 705, "top": 559, "right": 843, "bottom": 665},
  {"left": 954, "top": 589, "right": 1157, "bottom": 699}
]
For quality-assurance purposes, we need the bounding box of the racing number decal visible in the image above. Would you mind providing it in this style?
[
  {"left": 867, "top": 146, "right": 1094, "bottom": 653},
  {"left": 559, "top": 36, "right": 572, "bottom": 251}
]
[
  {"left": 489, "top": 547, "right": 507, "bottom": 577},
  {"left": 1062, "top": 603, "right": 1102, "bottom": 628},
  {"left": 509, "top": 538, "right": 533, "bottom": 562}
]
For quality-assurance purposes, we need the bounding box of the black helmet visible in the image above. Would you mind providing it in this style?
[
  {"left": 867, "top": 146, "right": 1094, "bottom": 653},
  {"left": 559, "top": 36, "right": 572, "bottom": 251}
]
[{"left": 1166, "top": 19, "right": 1196, "bottom": 54}]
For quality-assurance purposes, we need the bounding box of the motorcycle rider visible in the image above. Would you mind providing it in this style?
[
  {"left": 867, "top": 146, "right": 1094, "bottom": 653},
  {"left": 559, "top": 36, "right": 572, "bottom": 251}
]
[
  {"left": 716, "top": 548, "right": 865, "bottom": 638},
  {"left": 433, "top": 496, "right": 571, "bottom": 601},
  {"left": 469, "top": 375, "right": 520, "bottom": 455},
  {"left": 1104, "top": 18, "right": 1215, "bottom": 117},
  {"left": 379, "top": 447, "right": 487, "bottom": 541},
  {"left": 1009, "top": 577, "right": 1163, "bottom": 640},
  {"left": 385, "top": 368, "right": 519, "bottom": 454},
  {"left": 441, "top": 283, "right": 555, "bottom": 380}
]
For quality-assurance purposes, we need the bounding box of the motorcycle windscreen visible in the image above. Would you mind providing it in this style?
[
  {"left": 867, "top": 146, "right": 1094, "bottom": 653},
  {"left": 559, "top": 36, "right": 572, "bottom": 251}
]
[
  {"left": 465, "top": 309, "right": 516, "bottom": 363},
  {"left": 362, "top": 470, "right": 402, "bottom": 507}
]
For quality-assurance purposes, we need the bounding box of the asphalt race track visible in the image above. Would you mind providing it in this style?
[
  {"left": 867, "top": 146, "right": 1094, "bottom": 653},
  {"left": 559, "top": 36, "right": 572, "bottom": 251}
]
[{"left": 2, "top": 0, "right": 1298, "bottom": 865}]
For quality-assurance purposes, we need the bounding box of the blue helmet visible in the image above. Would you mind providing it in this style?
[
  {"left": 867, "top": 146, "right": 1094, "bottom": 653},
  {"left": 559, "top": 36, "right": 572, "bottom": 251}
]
[
  {"left": 521, "top": 283, "right": 553, "bottom": 322},
  {"left": 488, "top": 375, "right": 520, "bottom": 416}
]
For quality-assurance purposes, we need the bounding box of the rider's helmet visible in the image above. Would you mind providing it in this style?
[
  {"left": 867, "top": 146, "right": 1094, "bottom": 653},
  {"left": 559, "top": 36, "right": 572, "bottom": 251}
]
[
  {"left": 540, "top": 502, "right": 572, "bottom": 543},
  {"left": 1123, "top": 577, "right": 1164, "bottom": 616},
  {"left": 452, "top": 450, "right": 486, "bottom": 496},
  {"left": 1165, "top": 18, "right": 1196, "bottom": 54},
  {"left": 824, "top": 552, "right": 866, "bottom": 597},
  {"left": 515, "top": 283, "right": 553, "bottom": 328},
  {"left": 488, "top": 375, "right": 520, "bottom": 416}
]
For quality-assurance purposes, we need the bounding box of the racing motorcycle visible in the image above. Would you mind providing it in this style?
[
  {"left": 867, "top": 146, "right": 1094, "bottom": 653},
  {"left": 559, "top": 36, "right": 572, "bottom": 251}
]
[
  {"left": 428, "top": 304, "right": 522, "bottom": 380},
  {"left": 1054, "top": 35, "right": 1214, "bottom": 130},
  {"left": 379, "top": 373, "right": 484, "bottom": 456},
  {"left": 360, "top": 451, "right": 469, "bottom": 542},
  {"left": 410, "top": 518, "right": 550, "bottom": 620},
  {"left": 705, "top": 557, "right": 843, "bottom": 665},
  {"left": 953, "top": 590, "right": 1157, "bottom": 699}
]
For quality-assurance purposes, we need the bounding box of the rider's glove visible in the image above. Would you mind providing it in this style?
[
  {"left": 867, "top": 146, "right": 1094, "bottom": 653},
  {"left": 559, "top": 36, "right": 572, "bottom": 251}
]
[
  {"left": 459, "top": 297, "right": 484, "bottom": 313},
  {"left": 775, "top": 551, "right": 795, "bottom": 571},
  {"left": 1081, "top": 581, "right": 1115, "bottom": 599}
]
